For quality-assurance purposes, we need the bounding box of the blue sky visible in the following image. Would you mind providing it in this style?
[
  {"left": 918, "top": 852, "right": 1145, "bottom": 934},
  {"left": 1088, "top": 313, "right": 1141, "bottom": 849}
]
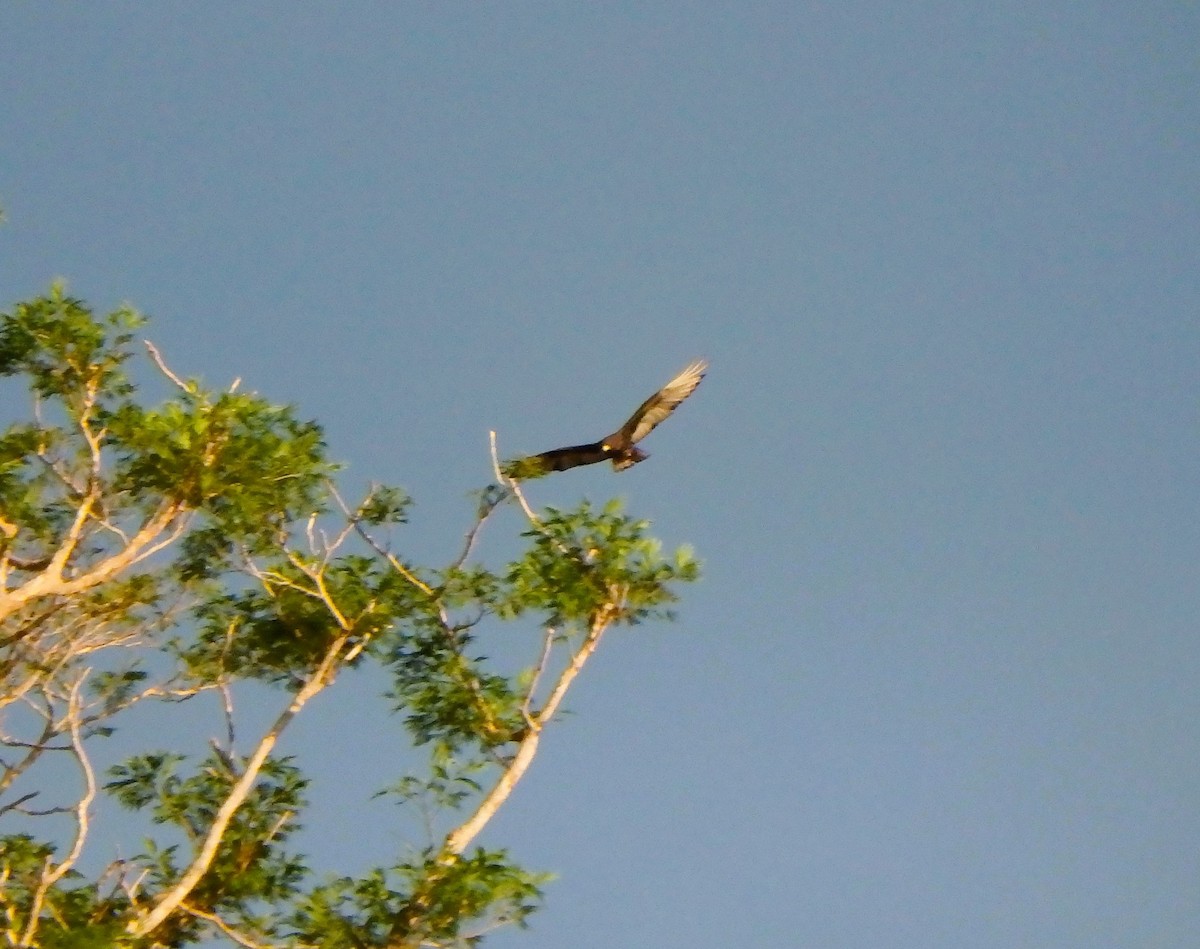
[{"left": 3, "top": 3, "right": 1198, "bottom": 946}]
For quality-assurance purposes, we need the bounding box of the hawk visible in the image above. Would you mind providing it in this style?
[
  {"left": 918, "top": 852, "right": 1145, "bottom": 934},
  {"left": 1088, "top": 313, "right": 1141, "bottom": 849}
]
[{"left": 508, "top": 359, "right": 707, "bottom": 476}]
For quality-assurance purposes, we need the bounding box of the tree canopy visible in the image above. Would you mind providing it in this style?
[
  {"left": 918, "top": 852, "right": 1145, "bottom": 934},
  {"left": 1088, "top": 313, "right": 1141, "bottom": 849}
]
[{"left": 0, "top": 286, "right": 699, "bottom": 948}]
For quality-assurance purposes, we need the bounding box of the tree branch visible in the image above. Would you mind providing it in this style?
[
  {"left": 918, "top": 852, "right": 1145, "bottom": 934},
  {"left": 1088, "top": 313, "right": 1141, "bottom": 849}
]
[
  {"left": 144, "top": 340, "right": 193, "bottom": 392},
  {"left": 329, "top": 483, "right": 437, "bottom": 599},
  {"left": 128, "top": 630, "right": 352, "bottom": 938},
  {"left": 181, "top": 902, "right": 282, "bottom": 949},
  {"left": 17, "top": 675, "right": 97, "bottom": 948},
  {"left": 442, "top": 593, "right": 621, "bottom": 857},
  {"left": 0, "top": 501, "right": 189, "bottom": 622}
]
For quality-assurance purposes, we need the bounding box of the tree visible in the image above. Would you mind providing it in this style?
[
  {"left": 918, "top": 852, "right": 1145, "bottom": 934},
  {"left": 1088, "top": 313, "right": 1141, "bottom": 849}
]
[{"left": 0, "top": 286, "right": 699, "bottom": 948}]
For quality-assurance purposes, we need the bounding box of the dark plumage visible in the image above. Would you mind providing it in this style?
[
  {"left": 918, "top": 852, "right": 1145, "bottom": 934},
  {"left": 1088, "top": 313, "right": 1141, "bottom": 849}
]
[{"left": 509, "top": 359, "right": 708, "bottom": 476}]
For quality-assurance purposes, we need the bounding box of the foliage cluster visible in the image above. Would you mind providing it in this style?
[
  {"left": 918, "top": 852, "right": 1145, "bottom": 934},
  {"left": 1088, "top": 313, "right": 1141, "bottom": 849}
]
[{"left": 0, "top": 287, "right": 699, "bottom": 948}]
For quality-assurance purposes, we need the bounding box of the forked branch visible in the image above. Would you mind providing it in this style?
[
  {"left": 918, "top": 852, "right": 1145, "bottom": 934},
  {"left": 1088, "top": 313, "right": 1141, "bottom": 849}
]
[{"left": 443, "top": 593, "right": 622, "bottom": 857}]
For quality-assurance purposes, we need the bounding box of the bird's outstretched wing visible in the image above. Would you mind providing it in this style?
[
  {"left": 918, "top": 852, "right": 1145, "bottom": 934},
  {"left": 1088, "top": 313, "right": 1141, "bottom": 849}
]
[
  {"left": 526, "top": 443, "right": 610, "bottom": 473},
  {"left": 503, "top": 358, "right": 708, "bottom": 478},
  {"left": 616, "top": 359, "right": 708, "bottom": 445}
]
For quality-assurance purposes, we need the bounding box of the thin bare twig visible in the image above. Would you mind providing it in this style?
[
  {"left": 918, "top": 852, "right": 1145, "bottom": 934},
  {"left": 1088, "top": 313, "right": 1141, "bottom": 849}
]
[
  {"left": 0, "top": 791, "right": 39, "bottom": 816},
  {"left": 143, "top": 340, "right": 193, "bottom": 392},
  {"left": 489, "top": 431, "right": 542, "bottom": 527},
  {"left": 18, "top": 675, "right": 98, "bottom": 947},
  {"left": 489, "top": 432, "right": 580, "bottom": 562},
  {"left": 0, "top": 716, "right": 58, "bottom": 797},
  {"left": 180, "top": 902, "right": 280, "bottom": 949},
  {"left": 521, "top": 627, "right": 556, "bottom": 724},
  {"left": 328, "top": 483, "right": 436, "bottom": 599},
  {"left": 220, "top": 679, "right": 237, "bottom": 754},
  {"left": 450, "top": 482, "right": 508, "bottom": 569}
]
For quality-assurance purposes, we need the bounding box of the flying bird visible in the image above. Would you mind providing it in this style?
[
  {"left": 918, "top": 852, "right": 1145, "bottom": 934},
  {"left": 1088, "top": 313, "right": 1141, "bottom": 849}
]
[{"left": 507, "top": 359, "right": 708, "bottom": 476}]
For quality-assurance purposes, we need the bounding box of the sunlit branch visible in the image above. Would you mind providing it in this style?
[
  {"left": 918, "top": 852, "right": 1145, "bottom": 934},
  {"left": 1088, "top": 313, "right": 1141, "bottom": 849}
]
[
  {"left": 144, "top": 340, "right": 194, "bottom": 393},
  {"left": 128, "top": 631, "right": 351, "bottom": 938},
  {"left": 521, "top": 627, "right": 557, "bottom": 724},
  {"left": 329, "top": 482, "right": 437, "bottom": 599},
  {"left": 442, "top": 592, "right": 622, "bottom": 857},
  {"left": 489, "top": 430, "right": 541, "bottom": 526},
  {"left": 0, "top": 501, "right": 189, "bottom": 622},
  {"left": 181, "top": 901, "right": 280, "bottom": 949}
]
